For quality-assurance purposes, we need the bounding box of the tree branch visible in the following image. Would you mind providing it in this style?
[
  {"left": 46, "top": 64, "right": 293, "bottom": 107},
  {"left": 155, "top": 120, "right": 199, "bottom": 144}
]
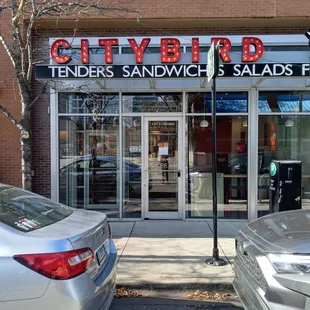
[
  {"left": 0, "top": 35, "right": 16, "bottom": 68},
  {"left": 28, "top": 84, "right": 47, "bottom": 109},
  {"left": 12, "top": 0, "right": 25, "bottom": 24},
  {"left": 0, "top": 104, "right": 23, "bottom": 130},
  {"left": 37, "top": 0, "right": 138, "bottom": 17},
  {"left": 26, "top": 0, "right": 35, "bottom": 81},
  {"left": 11, "top": 0, "right": 26, "bottom": 79},
  {"left": 0, "top": 75, "right": 15, "bottom": 84}
]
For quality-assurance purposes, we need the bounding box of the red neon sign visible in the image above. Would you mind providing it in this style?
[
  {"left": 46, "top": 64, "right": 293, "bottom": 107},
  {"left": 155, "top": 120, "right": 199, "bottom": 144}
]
[{"left": 51, "top": 36, "right": 265, "bottom": 65}]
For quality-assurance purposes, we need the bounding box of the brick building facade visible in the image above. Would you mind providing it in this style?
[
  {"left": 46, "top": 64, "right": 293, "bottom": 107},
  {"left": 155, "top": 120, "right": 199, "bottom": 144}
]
[{"left": 1, "top": 0, "right": 310, "bottom": 221}]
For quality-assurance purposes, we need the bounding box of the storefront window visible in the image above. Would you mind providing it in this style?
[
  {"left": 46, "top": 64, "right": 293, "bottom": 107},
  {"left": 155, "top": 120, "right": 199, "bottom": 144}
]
[
  {"left": 258, "top": 115, "right": 310, "bottom": 217},
  {"left": 187, "top": 92, "right": 248, "bottom": 113},
  {"left": 122, "top": 117, "right": 142, "bottom": 218},
  {"left": 59, "top": 93, "right": 119, "bottom": 114},
  {"left": 59, "top": 116, "right": 120, "bottom": 218},
  {"left": 122, "top": 93, "right": 182, "bottom": 113},
  {"left": 259, "top": 92, "right": 310, "bottom": 113},
  {"left": 186, "top": 115, "right": 248, "bottom": 219}
]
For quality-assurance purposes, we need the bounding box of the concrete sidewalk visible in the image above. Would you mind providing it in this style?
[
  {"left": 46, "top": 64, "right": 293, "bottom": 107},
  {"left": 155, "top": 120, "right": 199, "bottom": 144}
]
[{"left": 110, "top": 220, "right": 247, "bottom": 291}]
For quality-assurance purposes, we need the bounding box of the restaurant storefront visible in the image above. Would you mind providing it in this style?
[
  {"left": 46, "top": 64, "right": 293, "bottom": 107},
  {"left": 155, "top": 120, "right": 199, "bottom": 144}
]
[{"left": 37, "top": 34, "right": 310, "bottom": 221}]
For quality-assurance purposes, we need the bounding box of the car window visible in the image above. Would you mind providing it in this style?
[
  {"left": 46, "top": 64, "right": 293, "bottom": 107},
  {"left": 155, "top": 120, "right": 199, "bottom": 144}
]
[
  {"left": 61, "top": 159, "right": 89, "bottom": 173},
  {"left": 71, "top": 159, "right": 89, "bottom": 170},
  {"left": 99, "top": 161, "right": 117, "bottom": 168},
  {"left": 91, "top": 160, "right": 117, "bottom": 170},
  {"left": 0, "top": 186, "right": 73, "bottom": 232}
]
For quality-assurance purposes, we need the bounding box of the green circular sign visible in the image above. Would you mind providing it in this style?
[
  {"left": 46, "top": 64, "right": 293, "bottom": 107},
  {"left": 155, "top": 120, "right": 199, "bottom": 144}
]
[{"left": 270, "top": 163, "right": 277, "bottom": 176}]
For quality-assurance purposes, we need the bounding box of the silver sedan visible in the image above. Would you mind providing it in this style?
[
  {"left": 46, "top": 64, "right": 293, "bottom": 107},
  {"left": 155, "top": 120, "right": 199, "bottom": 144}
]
[
  {"left": 234, "top": 209, "right": 310, "bottom": 310},
  {"left": 0, "top": 184, "right": 117, "bottom": 310}
]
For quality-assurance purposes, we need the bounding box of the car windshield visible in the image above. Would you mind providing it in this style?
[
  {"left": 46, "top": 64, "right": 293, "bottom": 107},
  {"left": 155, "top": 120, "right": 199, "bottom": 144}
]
[{"left": 0, "top": 186, "right": 73, "bottom": 232}]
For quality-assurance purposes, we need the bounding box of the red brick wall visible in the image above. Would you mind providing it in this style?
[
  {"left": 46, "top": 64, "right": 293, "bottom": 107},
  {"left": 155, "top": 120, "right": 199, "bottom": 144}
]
[
  {"left": 0, "top": 10, "right": 22, "bottom": 188},
  {"left": 35, "top": 0, "right": 310, "bottom": 20}
]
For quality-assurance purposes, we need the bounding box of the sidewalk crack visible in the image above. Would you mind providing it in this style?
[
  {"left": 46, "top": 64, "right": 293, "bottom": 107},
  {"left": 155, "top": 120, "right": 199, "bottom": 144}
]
[{"left": 117, "top": 222, "right": 136, "bottom": 263}]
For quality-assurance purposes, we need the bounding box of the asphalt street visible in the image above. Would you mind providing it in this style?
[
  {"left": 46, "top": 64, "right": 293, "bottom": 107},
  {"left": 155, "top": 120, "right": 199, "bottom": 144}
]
[{"left": 110, "top": 298, "right": 244, "bottom": 309}]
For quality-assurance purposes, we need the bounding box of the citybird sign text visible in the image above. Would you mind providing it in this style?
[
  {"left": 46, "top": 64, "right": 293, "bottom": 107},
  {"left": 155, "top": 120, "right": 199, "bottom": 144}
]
[
  {"left": 36, "top": 63, "right": 310, "bottom": 79},
  {"left": 49, "top": 36, "right": 265, "bottom": 65}
]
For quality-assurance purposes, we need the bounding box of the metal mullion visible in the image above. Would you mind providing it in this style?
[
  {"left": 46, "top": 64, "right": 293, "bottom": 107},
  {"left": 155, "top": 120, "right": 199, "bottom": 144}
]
[
  {"left": 142, "top": 117, "right": 147, "bottom": 219},
  {"left": 182, "top": 91, "right": 186, "bottom": 219},
  {"left": 216, "top": 113, "right": 248, "bottom": 116},
  {"left": 58, "top": 113, "right": 118, "bottom": 117},
  {"left": 249, "top": 88, "right": 258, "bottom": 222},
  {"left": 122, "top": 113, "right": 183, "bottom": 117},
  {"left": 185, "top": 113, "right": 248, "bottom": 116},
  {"left": 83, "top": 116, "right": 87, "bottom": 209},
  {"left": 258, "top": 113, "right": 310, "bottom": 116},
  {"left": 119, "top": 91, "right": 123, "bottom": 220},
  {"left": 51, "top": 86, "right": 59, "bottom": 202},
  {"left": 185, "top": 113, "right": 212, "bottom": 117}
]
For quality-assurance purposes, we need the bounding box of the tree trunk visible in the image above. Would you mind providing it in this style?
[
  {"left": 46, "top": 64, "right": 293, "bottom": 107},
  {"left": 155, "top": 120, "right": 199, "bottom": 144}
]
[
  {"left": 20, "top": 108, "right": 32, "bottom": 191},
  {"left": 21, "top": 134, "right": 32, "bottom": 191}
]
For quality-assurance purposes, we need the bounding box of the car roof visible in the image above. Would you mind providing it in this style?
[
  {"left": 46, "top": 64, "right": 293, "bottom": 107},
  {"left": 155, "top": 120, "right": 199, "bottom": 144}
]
[{"left": 60, "top": 156, "right": 140, "bottom": 169}]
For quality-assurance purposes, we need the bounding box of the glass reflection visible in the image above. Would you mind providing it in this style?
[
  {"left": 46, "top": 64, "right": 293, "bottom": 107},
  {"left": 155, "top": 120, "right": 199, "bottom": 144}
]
[
  {"left": 59, "top": 116, "right": 120, "bottom": 218},
  {"left": 59, "top": 93, "right": 119, "bottom": 114},
  {"left": 259, "top": 92, "right": 310, "bottom": 113},
  {"left": 122, "top": 117, "right": 142, "bottom": 218},
  {"left": 122, "top": 93, "right": 182, "bottom": 113},
  {"left": 148, "top": 121, "right": 178, "bottom": 212},
  {"left": 188, "top": 92, "right": 248, "bottom": 113},
  {"left": 186, "top": 116, "right": 248, "bottom": 219},
  {"left": 258, "top": 115, "right": 310, "bottom": 217}
]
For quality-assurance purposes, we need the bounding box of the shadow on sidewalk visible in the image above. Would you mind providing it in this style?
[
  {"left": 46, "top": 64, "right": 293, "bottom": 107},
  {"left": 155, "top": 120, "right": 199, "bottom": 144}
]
[
  {"left": 110, "top": 220, "right": 246, "bottom": 239},
  {"left": 118, "top": 254, "right": 235, "bottom": 262},
  {"left": 110, "top": 297, "right": 244, "bottom": 309}
]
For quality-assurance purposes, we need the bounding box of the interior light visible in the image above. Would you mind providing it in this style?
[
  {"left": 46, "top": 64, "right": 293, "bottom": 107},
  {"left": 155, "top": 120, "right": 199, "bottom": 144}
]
[
  {"left": 285, "top": 119, "right": 294, "bottom": 127},
  {"left": 200, "top": 119, "right": 209, "bottom": 128}
]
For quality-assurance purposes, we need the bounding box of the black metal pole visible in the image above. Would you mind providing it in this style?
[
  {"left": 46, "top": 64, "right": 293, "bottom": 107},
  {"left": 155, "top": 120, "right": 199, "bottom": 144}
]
[
  {"left": 211, "top": 77, "right": 219, "bottom": 260},
  {"left": 206, "top": 74, "right": 227, "bottom": 266}
]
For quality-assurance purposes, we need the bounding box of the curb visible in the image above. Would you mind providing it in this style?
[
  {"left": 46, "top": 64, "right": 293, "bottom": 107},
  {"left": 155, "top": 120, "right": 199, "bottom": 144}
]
[
  {"left": 111, "top": 297, "right": 243, "bottom": 309},
  {"left": 116, "top": 280, "right": 235, "bottom": 292}
]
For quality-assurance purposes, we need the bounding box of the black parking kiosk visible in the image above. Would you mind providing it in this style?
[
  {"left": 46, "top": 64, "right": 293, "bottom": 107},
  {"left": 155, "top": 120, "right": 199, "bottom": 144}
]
[{"left": 269, "top": 160, "right": 302, "bottom": 213}]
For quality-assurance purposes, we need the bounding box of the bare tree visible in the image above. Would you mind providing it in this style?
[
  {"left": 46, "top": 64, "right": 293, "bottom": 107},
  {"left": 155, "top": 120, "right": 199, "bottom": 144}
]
[{"left": 0, "top": 0, "right": 138, "bottom": 191}]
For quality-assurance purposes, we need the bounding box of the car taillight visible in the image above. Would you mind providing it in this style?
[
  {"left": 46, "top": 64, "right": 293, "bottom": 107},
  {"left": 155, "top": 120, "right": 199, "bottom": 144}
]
[
  {"left": 108, "top": 223, "right": 112, "bottom": 237},
  {"left": 13, "top": 248, "right": 94, "bottom": 280}
]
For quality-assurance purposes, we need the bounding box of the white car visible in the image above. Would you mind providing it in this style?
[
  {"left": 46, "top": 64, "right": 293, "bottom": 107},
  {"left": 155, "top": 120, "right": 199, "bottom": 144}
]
[{"left": 0, "top": 184, "right": 117, "bottom": 310}]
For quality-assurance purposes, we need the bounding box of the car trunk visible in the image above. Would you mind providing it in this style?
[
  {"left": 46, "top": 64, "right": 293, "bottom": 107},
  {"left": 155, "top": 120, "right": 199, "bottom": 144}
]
[{"left": 28, "top": 209, "right": 110, "bottom": 280}]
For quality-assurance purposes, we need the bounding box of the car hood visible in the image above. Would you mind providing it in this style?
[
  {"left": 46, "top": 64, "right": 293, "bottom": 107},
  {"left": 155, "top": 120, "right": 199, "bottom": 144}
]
[{"left": 243, "top": 210, "right": 310, "bottom": 254}]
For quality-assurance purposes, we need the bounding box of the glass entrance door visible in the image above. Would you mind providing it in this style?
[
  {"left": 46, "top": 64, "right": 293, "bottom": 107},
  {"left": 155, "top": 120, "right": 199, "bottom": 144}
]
[{"left": 144, "top": 117, "right": 182, "bottom": 219}]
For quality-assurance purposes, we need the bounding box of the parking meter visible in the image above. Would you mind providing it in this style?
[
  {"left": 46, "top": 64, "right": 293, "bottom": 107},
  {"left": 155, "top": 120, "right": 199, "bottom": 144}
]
[{"left": 269, "top": 160, "right": 302, "bottom": 213}]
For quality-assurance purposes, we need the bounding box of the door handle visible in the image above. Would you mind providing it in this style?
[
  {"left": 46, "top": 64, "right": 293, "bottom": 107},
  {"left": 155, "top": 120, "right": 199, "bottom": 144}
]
[
  {"left": 178, "top": 170, "right": 181, "bottom": 177},
  {"left": 143, "top": 171, "right": 148, "bottom": 186}
]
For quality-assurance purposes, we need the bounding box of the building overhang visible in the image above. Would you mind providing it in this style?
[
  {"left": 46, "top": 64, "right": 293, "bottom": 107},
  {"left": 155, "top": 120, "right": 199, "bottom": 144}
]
[
  {"left": 32, "top": 17, "right": 310, "bottom": 30},
  {"left": 42, "top": 77, "right": 310, "bottom": 92}
]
